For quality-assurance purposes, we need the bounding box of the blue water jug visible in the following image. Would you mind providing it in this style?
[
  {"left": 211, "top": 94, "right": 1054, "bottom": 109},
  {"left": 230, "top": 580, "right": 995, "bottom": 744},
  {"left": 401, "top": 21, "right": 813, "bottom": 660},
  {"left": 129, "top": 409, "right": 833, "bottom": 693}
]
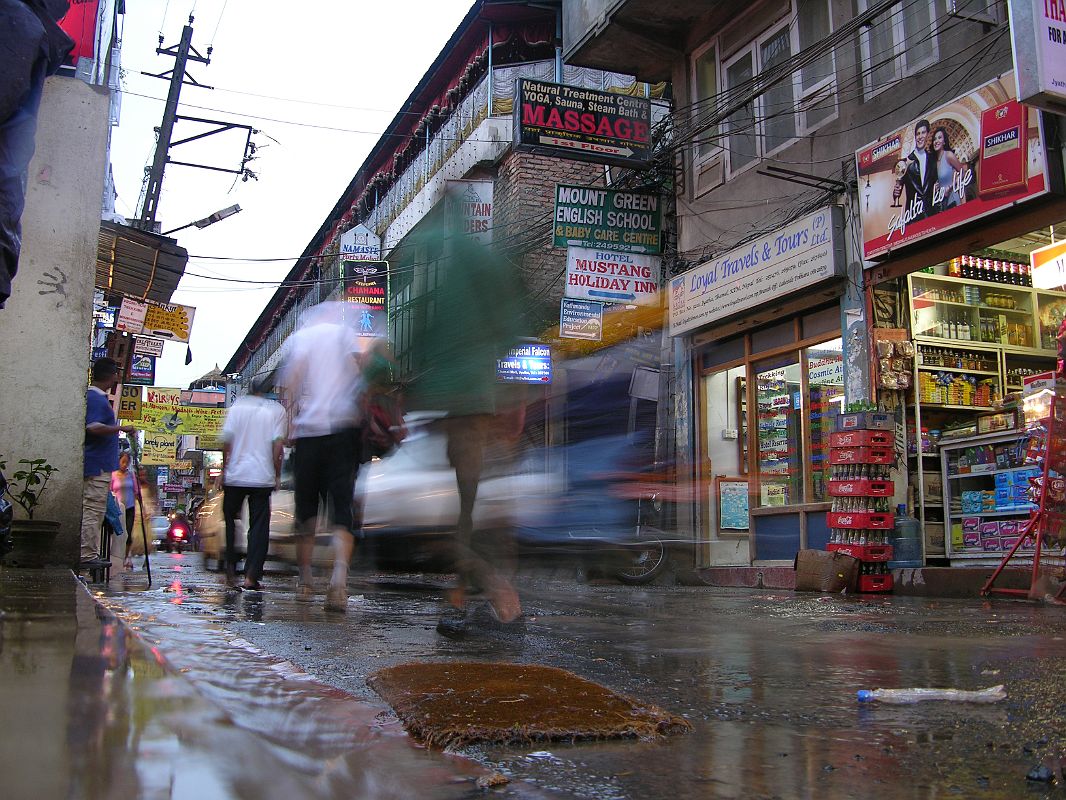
[{"left": 888, "top": 504, "right": 922, "bottom": 568}]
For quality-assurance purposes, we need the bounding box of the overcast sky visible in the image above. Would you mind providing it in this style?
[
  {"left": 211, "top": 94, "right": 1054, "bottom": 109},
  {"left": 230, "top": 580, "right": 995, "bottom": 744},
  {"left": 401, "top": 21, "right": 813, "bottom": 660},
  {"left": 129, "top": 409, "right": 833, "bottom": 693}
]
[{"left": 111, "top": 0, "right": 474, "bottom": 387}]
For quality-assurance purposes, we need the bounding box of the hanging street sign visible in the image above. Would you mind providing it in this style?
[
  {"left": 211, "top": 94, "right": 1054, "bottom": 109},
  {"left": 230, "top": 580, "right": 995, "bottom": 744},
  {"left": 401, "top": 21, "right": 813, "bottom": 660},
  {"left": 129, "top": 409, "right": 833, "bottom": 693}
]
[
  {"left": 553, "top": 184, "right": 662, "bottom": 254},
  {"left": 127, "top": 354, "right": 156, "bottom": 386},
  {"left": 133, "top": 336, "right": 165, "bottom": 357},
  {"left": 497, "top": 343, "right": 553, "bottom": 384},
  {"left": 559, "top": 298, "right": 604, "bottom": 341},
  {"left": 565, "top": 247, "right": 660, "bottom": 307},
  {"left": 514, "top": 79, "right": 652, "bottom": 168}
]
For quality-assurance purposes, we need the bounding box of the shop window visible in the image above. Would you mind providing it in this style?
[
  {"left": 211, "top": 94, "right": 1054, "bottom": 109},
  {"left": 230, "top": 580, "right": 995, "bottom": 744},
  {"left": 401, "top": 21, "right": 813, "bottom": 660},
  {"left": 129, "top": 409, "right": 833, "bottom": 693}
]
[
  {"left": 751, "top": 319, "right": 795, "bottom": 354},
  {"left": 701, "top": 334, "right": 746, "bottom": 370},
  {"left": 858, "top": 0, "right": 938, "bottom": 99},
  {"left": 755, "top": 355, "right": 804, "bottom": 506},
  {"left": 802, "top": 305, "right": 840, "bottom": 339},
  {"left": 805, "top": 338, "right": 845, "bottom": 501}
]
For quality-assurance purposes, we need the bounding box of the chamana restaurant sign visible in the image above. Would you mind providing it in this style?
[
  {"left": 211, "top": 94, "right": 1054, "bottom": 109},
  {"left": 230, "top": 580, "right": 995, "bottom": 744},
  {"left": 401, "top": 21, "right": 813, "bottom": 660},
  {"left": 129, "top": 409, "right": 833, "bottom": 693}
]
[
  {"left": 514, "top": 79, "right": 651, "bottom": 168},
  {"left": 855, "top": 71, "right": 1051, "bottom": 261}
]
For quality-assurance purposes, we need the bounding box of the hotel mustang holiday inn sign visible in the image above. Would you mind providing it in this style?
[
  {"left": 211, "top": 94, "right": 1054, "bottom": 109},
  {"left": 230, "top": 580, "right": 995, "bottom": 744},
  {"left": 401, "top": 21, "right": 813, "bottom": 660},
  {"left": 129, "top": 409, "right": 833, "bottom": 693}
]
[
  {"left": 669, "top": 207, "right": 846, "bottom": 336},
  {"left": 514, "top": 79, "right": 652, "bottom": 168},
  {"left": 855, "top": 71, "right": 1052, "bottom": 261}
]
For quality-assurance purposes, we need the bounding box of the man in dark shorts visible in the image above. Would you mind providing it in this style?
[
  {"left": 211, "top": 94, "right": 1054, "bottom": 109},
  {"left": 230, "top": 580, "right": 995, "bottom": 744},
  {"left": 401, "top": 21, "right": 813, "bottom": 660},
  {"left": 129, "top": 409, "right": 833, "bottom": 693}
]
[{"left": 280, "top": 302, "right": 364, "bottom": 612}]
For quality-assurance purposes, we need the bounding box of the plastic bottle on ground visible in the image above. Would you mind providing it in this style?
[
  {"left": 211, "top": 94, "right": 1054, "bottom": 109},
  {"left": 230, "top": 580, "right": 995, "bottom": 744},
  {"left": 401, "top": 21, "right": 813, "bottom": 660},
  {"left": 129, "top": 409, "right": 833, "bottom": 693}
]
[{"left": 856, "top": 685, "right": 1006, "bottom": 704}]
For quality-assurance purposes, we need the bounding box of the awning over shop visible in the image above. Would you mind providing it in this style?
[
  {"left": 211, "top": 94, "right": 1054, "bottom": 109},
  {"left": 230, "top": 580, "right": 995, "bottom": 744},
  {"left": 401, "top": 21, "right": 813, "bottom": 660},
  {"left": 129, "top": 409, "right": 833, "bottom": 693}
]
[{"left": 96, "top": 221, "right": 189, "bottom": 304}]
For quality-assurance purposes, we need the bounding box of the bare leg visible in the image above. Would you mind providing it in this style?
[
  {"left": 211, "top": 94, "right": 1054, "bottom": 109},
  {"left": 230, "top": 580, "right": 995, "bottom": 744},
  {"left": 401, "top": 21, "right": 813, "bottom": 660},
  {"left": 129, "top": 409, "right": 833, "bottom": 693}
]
[{"left": 325, "top": 527, "right": 353, "bottom": 612}]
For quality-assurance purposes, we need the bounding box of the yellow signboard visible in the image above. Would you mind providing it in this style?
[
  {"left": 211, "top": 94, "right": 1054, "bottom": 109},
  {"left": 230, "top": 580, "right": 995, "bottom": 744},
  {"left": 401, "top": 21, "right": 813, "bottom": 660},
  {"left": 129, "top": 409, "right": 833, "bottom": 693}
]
[
  {"left": 141, "top": 433, "right": 178, "bottom": 465},
  {"left": 137, "top": 386, "right": 226, "bottom": 436},
  {"left": 118, "top": 385, "right": 142, "bottom": 421},
  {"left": 142, "top": 302, "right": 195, "bottom": 343}
]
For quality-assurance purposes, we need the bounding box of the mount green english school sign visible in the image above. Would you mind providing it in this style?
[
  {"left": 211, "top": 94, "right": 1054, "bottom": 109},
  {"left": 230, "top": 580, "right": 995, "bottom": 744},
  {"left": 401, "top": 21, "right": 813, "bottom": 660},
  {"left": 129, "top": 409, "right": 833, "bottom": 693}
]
[{"left": 553, "top": 184, "right": 662, "bottom": 254}]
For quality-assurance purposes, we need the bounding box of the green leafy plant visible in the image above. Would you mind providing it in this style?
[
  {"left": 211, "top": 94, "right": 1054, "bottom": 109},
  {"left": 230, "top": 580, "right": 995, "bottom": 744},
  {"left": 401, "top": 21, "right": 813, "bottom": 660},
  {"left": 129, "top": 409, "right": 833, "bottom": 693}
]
[{"left": 0, "top": 455, "right": 58, "bottom": 520}]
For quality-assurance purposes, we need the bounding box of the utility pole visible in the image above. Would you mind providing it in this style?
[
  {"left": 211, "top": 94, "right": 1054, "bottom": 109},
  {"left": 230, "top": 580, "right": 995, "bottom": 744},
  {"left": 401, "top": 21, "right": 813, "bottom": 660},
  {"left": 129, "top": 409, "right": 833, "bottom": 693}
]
[{"left": 137, "top": 16, "right": 212, "bottom": 232}]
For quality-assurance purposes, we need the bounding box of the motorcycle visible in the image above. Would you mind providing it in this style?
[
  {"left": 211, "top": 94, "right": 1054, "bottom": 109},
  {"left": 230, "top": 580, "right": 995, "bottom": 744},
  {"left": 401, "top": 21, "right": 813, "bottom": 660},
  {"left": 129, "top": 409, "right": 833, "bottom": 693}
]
[{"left": 161, "top": 511, "right": 192, "bottom": 553}]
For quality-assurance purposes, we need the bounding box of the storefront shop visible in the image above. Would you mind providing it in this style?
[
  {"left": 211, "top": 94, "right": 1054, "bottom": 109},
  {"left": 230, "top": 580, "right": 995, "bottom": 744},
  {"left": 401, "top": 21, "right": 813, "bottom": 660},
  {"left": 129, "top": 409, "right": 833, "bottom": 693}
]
[
  {"left": 669, "top": 207, "right": 850, "bottom": 566},
  {"left": 856, "top": 71, "right": 1066, "bottom": 566}
]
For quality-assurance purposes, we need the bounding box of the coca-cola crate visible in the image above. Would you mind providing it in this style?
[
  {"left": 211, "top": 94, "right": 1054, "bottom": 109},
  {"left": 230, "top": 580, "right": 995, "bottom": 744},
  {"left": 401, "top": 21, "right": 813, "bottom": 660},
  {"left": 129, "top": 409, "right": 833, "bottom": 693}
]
[
  {"left": 829, "top": 446, "right": 894, "bottom": 465},
  {"left": 857, "top": 573, "right": 894, "bottom": 593},
  {"left": 829, "top": 430, "right": 894, "bottom": 448},
  {"left": 827, "top": 543, "right": 894, "bottom": 562},
  {"left": 836, "top": 411, "right": 893, "bottom": 432},
  {"left": 827, "top": 511, "right": 894, "bottom": 529},
  {"left": 827, "top": 479, "right": 894, "bottom": 497}
]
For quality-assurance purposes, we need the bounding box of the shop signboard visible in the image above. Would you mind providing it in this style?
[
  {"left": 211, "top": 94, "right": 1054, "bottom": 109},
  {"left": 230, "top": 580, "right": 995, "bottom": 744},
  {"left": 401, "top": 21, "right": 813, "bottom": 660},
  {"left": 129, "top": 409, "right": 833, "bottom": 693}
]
[
  {"left": 133, "top": 336, "right": 165, "bottom": 357},
  {"left": 553, "top": 184, "right": 662, "bottom": 253},
  {"left": 669, "top": 206, "right": 845, "bottom": 336},
  {"left": 1008, "top": 0, "right": 1066, "bottom": 114},
  {"left": 1031, "top": 239, "right": 1066, "bottom": 291},
  {"left": 566, "top": 247, "right": 660, "bottom": 307},
  {"left": 559, "top": 298, "right": 604, "bottom": 341},
  {"left": 342, "top": 260, "right": 388, "bottom": 337},
  {"left": 57, "top": 0, "right": 100, "bottom": 65},
  {"left": 156, "top": 466, "right": 169, "bottom": 486},
  {"left": 127, "top": 354, "right": 156, "bottom": 386},
  {"left": 339, "top": 224, "right": 381, "bottom": 262},
  {"left": 446, "top": 180, "right": 494, "bottom": 244},
  {"left": 117, "top": 384, "right": 142, "bottom": 421},
  {"left": 497, "top": 343, "right": 552, "bottom": 384},
  {"left": 142, "top": 302, "right": 195, "bottom": 342},
  {"left": 137, "top": 387, "right": 226, "bottom": 436},
  {"left": 117, "top": 297, "right": 148, "bottom": 333},
  {"left": 116, "top": 298, "right": 196, "bottom": 342},
  {"left": 514, "top": 79, "right": 651, "bottom": 168},
  {"left": 141, "top": 434, "right": 178, "bottom": 466},
  {"left": 855, "top": 71, "right": 1051, "bottom": 261},
  {"left": 163, "top": 483, "right": 184, "bottom": 494}
]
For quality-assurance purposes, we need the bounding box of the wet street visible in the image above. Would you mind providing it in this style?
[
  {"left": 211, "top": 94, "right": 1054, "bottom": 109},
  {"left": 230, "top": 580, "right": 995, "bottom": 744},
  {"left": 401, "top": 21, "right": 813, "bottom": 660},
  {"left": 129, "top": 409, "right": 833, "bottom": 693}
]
[{"left": 6, "top": 554, "right": 1066, "bottom": 799}]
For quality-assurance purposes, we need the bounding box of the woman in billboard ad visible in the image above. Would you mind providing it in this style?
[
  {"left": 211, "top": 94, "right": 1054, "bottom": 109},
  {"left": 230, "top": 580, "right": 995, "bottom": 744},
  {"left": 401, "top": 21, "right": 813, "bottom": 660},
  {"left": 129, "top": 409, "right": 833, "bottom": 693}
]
[{"left": 856, "top": 72, "right": 1050, "bottom": 261}]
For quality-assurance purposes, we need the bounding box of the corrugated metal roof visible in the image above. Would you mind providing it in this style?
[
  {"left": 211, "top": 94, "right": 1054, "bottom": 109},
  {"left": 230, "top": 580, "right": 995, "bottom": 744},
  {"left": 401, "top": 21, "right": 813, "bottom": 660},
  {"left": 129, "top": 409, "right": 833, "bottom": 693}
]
[{"left": 96, "top": 221, "right": 189, "bottom": 304}]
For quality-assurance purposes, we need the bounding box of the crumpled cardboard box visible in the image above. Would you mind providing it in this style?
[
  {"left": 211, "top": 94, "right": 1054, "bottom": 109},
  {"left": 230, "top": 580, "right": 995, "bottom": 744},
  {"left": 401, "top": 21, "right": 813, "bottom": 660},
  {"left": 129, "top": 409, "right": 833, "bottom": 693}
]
[{"left": 794, "top": 549, "right": 859, "bottom": 593}]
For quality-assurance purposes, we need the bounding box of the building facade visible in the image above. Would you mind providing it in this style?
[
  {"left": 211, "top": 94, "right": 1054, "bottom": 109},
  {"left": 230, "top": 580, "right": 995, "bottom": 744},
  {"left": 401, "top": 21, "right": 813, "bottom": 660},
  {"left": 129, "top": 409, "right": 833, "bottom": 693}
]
[{"left": 566, "top": 0, "right": 1066, "bottom": 571}]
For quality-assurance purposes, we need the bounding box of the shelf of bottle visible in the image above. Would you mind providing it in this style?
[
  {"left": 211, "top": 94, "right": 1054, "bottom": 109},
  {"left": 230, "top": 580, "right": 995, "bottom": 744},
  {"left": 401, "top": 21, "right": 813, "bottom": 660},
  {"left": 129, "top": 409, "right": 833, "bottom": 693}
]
[
  {"left": 946, "top": 508, "right": 1036, "bottom": 517},
  {"left": 919, "top": 403, "right": 997, "bottom": 411},
  {"left": 912, "top": 274, "right": 1036, "bottom": 289},
  {"left": 913, "top": 337, "right": 1000, "bottom": 350},
  {"left": 917, "top": 364, "right": 999, "bottom": 376},
  {"left": 913, "top": 297, "right": 1032, "bottom": 315},
  {"left": 946, "top": 465, "right": 1028, "bottom": 479}
]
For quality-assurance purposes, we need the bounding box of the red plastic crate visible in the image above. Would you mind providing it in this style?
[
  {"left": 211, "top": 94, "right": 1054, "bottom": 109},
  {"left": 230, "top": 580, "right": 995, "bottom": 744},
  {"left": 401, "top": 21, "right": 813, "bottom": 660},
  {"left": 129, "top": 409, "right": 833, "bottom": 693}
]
[
  {"left": 827, "top": 543, "right": 893, "bottom": 562},
  {"left": 829, "top": 430, "right": 894, "bottom": 448},
  {"left": 857, "top": 573, "right": 894, "bottom": 593},
  {"left": 827, "top": 511, "right": 894, "bottom": 529},
  {"left": 827, "top": 479, "right": 894, "bottom": 497},
  {"left": 829, "top": 446, "right": 895, "bottom": 465}
]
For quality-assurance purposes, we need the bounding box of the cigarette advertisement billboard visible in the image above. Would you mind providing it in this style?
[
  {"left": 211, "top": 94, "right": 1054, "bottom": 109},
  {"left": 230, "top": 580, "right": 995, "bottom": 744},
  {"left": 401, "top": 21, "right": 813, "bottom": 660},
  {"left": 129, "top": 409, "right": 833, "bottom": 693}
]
[{"left": 855, "top": 72, "right": 1051, "bottom": 261}]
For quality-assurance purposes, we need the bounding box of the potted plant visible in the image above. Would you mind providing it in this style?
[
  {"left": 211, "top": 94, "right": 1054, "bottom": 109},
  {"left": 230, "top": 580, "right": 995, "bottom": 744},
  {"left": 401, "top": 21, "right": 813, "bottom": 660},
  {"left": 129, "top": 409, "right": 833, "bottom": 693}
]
[{"left": 0, "top": 455, "right": 60, "bottom": 567}]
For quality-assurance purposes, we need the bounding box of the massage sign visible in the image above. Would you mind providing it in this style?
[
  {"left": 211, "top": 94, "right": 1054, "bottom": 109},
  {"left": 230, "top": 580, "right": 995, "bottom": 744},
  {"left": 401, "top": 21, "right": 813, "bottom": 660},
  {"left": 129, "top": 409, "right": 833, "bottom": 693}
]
[{"left": 514, "top": 79, "right": 652, "bottom": 168}]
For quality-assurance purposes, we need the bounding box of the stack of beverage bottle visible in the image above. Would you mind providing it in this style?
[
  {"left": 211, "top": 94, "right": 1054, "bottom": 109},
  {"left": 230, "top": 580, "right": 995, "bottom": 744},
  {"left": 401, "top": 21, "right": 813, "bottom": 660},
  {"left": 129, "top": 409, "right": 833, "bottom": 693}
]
[{"left": 826, "top": 413, "right": 897, "bottom": 593}]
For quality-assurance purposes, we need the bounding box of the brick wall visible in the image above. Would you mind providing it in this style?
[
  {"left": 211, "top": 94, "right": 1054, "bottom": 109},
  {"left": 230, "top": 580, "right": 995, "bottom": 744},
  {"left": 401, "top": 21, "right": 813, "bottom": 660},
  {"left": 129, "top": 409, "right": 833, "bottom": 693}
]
[{"left": 494, "top": 150, "right": 603, "bottom": 331}]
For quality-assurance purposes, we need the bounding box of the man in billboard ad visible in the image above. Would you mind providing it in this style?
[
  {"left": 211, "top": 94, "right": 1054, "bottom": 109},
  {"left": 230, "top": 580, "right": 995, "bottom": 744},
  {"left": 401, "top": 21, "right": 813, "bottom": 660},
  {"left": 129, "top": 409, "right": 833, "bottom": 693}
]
[{"left": 856, "top": 72, "right": 1050, "bottom": 261}]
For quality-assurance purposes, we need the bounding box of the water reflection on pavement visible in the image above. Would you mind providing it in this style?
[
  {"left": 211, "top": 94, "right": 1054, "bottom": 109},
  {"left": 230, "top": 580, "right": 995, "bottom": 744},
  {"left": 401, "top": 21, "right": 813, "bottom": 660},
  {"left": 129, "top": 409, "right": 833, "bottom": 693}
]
[
  {"left": 0, "top": 567, "right": 540, "bottom": 800},
  {"left": 58, "top": 554, "right": 1066, "bottom": 799}
]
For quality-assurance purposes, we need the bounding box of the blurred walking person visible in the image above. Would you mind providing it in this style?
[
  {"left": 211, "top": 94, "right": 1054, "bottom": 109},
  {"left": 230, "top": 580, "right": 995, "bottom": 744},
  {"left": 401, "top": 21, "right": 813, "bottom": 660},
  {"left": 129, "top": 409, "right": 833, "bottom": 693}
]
[
  {"left": 220, "top": 373, "right": 285, "bottom": 591},
  {"left": 111, "top": 451, "right": 140, "bottom": 570},
  {"left": 279, "top": 302, "right": 365, "bottom": 612},
  {"left": 408, "top": 212, "right": 528, "bottom": 636}
]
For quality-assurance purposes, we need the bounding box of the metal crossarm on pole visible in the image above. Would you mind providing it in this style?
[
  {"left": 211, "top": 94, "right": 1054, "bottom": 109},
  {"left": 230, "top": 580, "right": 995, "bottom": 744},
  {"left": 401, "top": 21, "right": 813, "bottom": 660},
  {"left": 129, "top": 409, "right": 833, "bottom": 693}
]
[{"left": 981, "top": 394, "right": 1066, "bottom": 600}]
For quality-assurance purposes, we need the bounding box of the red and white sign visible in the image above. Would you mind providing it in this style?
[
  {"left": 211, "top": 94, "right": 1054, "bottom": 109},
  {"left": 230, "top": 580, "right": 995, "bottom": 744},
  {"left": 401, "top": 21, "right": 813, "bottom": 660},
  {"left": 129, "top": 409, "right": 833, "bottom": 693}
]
[
  {"left": 855, "top": 72, "right": 1050, "bottom": 261},
  {"left": 565, "top": 247, "right": 660, "bottom": 307},
  {"left": 1031, "top": 239, "right": 1066, "bottom": 291},
  {"left": 58, "top": 0, "right": 100, "bottom": 65}
]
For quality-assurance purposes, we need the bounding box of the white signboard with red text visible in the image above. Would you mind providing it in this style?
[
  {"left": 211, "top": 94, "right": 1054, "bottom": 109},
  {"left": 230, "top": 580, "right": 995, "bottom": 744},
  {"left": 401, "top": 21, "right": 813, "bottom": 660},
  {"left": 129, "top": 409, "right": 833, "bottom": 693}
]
[{"left": 565, "top": 247, "right": 660, "bottom": 307}]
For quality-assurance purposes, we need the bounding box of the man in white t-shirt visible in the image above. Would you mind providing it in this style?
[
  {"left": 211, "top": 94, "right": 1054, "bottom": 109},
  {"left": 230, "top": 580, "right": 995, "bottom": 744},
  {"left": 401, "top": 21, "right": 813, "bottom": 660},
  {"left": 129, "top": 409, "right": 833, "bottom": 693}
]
[
  {"left": 279, "top": 302, "right": 365, "bottom": 612},
  {"left": 221, "top": 372, "right": 286, "bottom": 590}
]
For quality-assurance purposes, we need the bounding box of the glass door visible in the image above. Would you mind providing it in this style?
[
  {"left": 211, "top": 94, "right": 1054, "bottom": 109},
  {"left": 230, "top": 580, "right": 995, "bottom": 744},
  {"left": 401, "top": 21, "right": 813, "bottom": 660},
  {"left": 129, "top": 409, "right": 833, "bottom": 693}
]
[{"left": 754, "top": 355, "right": 804, "bottom": 507}]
